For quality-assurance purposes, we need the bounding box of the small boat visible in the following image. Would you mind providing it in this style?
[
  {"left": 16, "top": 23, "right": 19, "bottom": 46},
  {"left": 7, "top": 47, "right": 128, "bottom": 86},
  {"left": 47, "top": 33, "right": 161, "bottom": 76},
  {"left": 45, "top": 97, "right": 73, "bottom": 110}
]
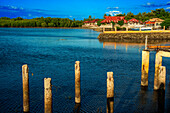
[{"left": 131, "top": 26, "right": 152, "bottom": 31}]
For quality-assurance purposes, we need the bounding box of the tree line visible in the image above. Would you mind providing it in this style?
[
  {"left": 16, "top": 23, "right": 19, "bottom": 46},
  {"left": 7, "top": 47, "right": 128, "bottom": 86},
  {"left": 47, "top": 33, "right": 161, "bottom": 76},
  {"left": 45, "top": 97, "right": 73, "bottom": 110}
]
[
  {"left": 0, "top": 17, "right": 84, "bottom": 27},
  {"left": 101, "top": 8, "right": 170, "bottom": 28},
  {"left": 0, "top": 8, "right": 169, "bottom": 28}
]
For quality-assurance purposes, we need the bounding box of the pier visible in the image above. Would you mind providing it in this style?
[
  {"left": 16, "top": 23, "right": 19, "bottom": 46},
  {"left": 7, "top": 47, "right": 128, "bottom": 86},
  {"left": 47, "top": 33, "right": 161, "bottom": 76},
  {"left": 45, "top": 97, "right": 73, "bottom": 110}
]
[
  {"left": 141, "top": 44, "right": 170, "bottom": 90},
  {"left": 98, "top": 30, "right": 170, "bottom": 44}
]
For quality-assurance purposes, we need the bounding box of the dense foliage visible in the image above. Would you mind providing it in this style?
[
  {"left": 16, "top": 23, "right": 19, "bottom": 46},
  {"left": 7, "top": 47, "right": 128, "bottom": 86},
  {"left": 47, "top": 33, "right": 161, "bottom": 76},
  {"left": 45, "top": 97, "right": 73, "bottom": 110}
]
[
  {"left": 97, "top": 19, "right": 104, "bottom": 26},
  {"left": 0, "top": 17, "right": 84, "bottom": 27},
  {"left": 111, "top": 21, "right": 115, "bottom": 26},
  {"left": 0, "top": 8, "right": 169, "bottom": 28},
  {"left": 124, "top": 8, "right": 170, "bottom": 22},
  {"left": 117, "top": 20, "right": 124, "bottom": 26},
  {"left": 160, "top": 19, "right": 170, "bottom": 29}
]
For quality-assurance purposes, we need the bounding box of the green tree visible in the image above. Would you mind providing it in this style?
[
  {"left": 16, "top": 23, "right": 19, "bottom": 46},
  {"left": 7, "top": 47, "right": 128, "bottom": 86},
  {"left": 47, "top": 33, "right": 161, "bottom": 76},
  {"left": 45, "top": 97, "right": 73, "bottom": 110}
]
[
  {"left": 89, "top": 15, "right": 92, "bottom": 20},
  {"left": 15, "top": 17, "right": 23, "bottom": 20},
  {"left": 41, "top": 22, "right": 47, "bottom": 27},
  {"left": 48, "top": 23, "right": 54, "bottom": 27},
  {"left": 116, "top": 14, "right": 125, "bottom": 16},
  {"left": 117, "top": 20, "right": 124, "bottom": 26},
  {"left": 160, "top": 19, "right": 170, "bottom": 29},
  {"left": 97, "top": 19, "right": 104, "bottom": 26},
  {"left": 103, "top": 14, "right": 107, "bottom": 19},
  {"left": 111, "top": 21, "right": 115, "bottom": 26}
]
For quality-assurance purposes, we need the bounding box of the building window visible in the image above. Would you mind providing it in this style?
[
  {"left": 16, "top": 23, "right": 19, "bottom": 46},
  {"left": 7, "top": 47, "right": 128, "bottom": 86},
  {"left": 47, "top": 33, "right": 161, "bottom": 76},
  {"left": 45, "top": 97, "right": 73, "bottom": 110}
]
[{"left": 156, "top": 23, "right": 159, "bottom": 26}]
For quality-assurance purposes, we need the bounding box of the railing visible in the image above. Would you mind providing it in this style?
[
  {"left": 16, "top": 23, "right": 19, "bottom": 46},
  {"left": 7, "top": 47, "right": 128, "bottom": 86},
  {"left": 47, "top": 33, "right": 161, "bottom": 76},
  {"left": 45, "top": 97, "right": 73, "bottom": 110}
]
[{"left": 103, "top": 30, "right": 170, "bottom": 33}]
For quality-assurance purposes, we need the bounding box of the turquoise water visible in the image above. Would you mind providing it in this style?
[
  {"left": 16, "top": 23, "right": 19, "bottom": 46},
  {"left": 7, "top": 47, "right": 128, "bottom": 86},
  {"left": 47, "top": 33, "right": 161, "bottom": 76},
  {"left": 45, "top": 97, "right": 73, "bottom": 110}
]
[{"left": 0, "top": 28, "right": 170, "bottom": 112}]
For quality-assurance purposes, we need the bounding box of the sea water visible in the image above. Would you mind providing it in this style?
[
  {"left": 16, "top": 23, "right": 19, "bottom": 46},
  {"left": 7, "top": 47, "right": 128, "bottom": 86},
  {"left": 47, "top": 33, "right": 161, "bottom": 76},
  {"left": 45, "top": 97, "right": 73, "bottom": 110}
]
[{"left": 0, "top": 28, "right": 170, "bottom": 112}]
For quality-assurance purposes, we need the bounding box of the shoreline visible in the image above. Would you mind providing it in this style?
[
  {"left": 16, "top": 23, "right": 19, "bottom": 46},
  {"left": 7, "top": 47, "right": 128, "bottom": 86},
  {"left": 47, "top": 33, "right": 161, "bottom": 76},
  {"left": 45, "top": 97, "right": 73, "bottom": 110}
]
[{"left": 0, "top": 26, "right": 93, "bottom": 29}]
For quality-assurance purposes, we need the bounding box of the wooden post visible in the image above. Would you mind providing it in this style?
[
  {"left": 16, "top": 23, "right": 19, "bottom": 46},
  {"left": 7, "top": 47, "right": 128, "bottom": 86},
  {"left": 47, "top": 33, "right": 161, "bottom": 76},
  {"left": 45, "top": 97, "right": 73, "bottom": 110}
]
[
  {"left": 145, "top": 35, "right": 148, "bottom": 50},
  {"left": 44, "top": 78, "right": 52, "bottom": 113},
  {"left": 126, "top": 27, "right": 128, "bottom": 31},
  {"left": 75, "top": 61, "right": 80, "bottom": 104},
  {"left": 154, "top": 53, "right": 162, "bottom": 90},
  {"left": 107, "top": 72, "right": 114, "bottom": 113},
  {"left": 103, "top": 27, "right": 105, "bottom": 32},
  {"left": 141, "top": 50, "right": 150, "bottom": 86},
  {"left": 163, "top": 26, "right": 165, "bottom": 30},
  {"left": 159, "top": 66, "right": 166, "bottom": 90},
  {"left": 115, "top": 27, "right": 117, "bottom": 31},
  {"left": 139, "top": 27, "right": 141, "bottom": 31},
  {"left": 22, "top": 64, "right": 29, "bottom": 112}
]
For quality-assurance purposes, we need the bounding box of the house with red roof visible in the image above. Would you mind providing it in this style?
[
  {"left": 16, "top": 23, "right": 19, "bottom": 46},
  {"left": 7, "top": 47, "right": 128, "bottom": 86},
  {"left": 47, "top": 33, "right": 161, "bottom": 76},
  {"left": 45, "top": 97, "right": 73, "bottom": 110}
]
[
  {"left": 145, "top": 18, "right": 164, "bottom": 28},
  {"left": 100, "top": 16, "right": 128, "bottom": 28},
  {"left": 83, "top": 19, "right": 99, "bottom": 27},
  {"left": 127, "top": 18, "right": 142, "bottom": 27}
]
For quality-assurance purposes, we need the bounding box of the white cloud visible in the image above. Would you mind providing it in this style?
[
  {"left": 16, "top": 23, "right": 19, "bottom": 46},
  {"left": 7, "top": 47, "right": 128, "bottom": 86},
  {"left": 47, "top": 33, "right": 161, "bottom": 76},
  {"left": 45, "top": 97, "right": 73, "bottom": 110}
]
[
  {"left": 28, "top": 14, "right": 32, "bottom": 17},
  {"left": 106, "top": 10, "right": 122, "bottom": 16},
  {"left": 107, "top": 7, "right": 119, "bottom": 10},
  {"left": 7, "top": 5, "right": 17, "bottom": 9},
  {"left": 166, "top": 7, "right": 170, "bottom": 9},
  {"left": 147, "top": 3, "right": 151, "bottom": 6},
  {"left": 69, "top": 16, "right": 72, "bottom": 17}
]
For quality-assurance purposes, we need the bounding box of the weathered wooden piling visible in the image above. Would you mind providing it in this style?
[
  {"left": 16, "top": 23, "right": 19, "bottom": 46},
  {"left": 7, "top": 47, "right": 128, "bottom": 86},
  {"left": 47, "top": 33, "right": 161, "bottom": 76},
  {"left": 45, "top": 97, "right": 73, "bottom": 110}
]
[
  {"left": 126, "top": 27, "right": 128, "bottom": 31},
  {"left": 154, "top": 53, "right": 162, "bottom": 90},
  {"left": 114, "top": 27, "right": 117, "bottom": 31},
  {"left": 107, "top": 72, "right": 114, "bottom": 113},
  {"left": 44, "top": 78, "right": 52, "bottom": 113},
  {"left": 22, "top": 64, "right": 29, "bottom": 112},
  {"left": 75, "top": 61, "right": 81, "bottom": 103},
  {"left": 141, "top": 50, "right": 150, "bottom": 86},
  {"left": 103, "top": 27, "right": 105, "bottom": 32},
  {"left": 159, "top": 66, "right": 166, "bottom": 90},
  {"left": 145, "top": 35, "right": 148, "bottom": 50}
]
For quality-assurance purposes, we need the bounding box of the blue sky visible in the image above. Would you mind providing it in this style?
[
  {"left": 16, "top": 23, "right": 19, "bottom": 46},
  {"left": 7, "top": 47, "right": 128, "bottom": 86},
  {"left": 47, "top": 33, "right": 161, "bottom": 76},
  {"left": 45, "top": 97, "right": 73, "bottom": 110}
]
[{"left": 0, "top": 0, "right": 170, "bottom": 20}]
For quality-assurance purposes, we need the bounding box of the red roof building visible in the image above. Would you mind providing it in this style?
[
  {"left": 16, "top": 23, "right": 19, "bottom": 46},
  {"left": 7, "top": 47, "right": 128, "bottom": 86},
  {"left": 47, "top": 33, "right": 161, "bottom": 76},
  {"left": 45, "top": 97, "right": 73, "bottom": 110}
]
[
  {"left": 83, "top": 19, "right": 99, "bottom": 23},
  {"left": 100, "top": 16, "right": 127, "bottom": 24},
  {"left": 145, "top": 21, "right": 155, "bottom": 24},
  {"left": 128, "top": 18, "right": 139, "bottom": 23}
]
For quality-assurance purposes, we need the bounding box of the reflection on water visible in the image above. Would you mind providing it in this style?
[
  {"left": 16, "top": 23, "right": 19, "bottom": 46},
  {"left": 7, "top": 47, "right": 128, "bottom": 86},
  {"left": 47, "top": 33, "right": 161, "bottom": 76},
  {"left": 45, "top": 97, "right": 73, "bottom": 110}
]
[
  {"left": 107, "top": 98, "right": 114, "bottom": 113},
  {"left": 98, "top": 38, "right": 170, "bottom": 44},
  {"left": 73, "top": 103, "right": 81, "bottom": 113}
]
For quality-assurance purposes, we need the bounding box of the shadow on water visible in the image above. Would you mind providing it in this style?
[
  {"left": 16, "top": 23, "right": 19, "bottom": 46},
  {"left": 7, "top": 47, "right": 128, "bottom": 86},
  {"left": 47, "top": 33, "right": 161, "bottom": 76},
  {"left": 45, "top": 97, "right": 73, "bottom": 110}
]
[
  {"left": 136, "top": 85, "right": 165, "bottom": 113},
  {"left": 73, "top": 103, "right": 81, "bottom": 113},
  {"left": 152, "top": 85, "right": 165, "bottom": 113},
  {"left": 157, "top": 84, "right": 165, "bottom": 113}
]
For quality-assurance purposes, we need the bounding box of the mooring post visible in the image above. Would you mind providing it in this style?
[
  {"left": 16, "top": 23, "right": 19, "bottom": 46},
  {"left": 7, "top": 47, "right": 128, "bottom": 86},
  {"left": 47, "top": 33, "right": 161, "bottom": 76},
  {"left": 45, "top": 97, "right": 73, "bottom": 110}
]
[
  {"left": 159, "top": 66, "right": 166, "bottom": 90},
  {"left": 141, "top": 50, "right": 150, "bottom": 86},
  {"left": 44, "top": 78, "right": 52, "bottom": 113},
  {"left": 145, "top": 35, "right": 148, "bottom": 50},
  {"left": 103, "top": 27, "right": 105, "bottom": 32},
  {"left": 22, "top": 64, "right": 29, "bottom": 112},
  {"left": 107, "top": 72, "right": 114, "bottom": 113},
  {"left": 154, "top": 52, "right": 162, "bottom": 90},
  {"left": 115, "top": 27, "right": 117, "bottom": 31},
  {"left": 126, "top": 27, "right": 128, "bottom": 31},
  {"left": 75, "top": 61, "right": 80, "bottom": 104}
]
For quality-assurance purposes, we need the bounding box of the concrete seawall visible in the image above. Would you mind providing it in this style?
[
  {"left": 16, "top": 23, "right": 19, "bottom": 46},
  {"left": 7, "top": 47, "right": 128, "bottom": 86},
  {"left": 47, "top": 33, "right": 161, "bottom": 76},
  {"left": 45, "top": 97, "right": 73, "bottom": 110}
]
[{"left": 98, "top": 31, "right": 170, "bottom": 44}]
